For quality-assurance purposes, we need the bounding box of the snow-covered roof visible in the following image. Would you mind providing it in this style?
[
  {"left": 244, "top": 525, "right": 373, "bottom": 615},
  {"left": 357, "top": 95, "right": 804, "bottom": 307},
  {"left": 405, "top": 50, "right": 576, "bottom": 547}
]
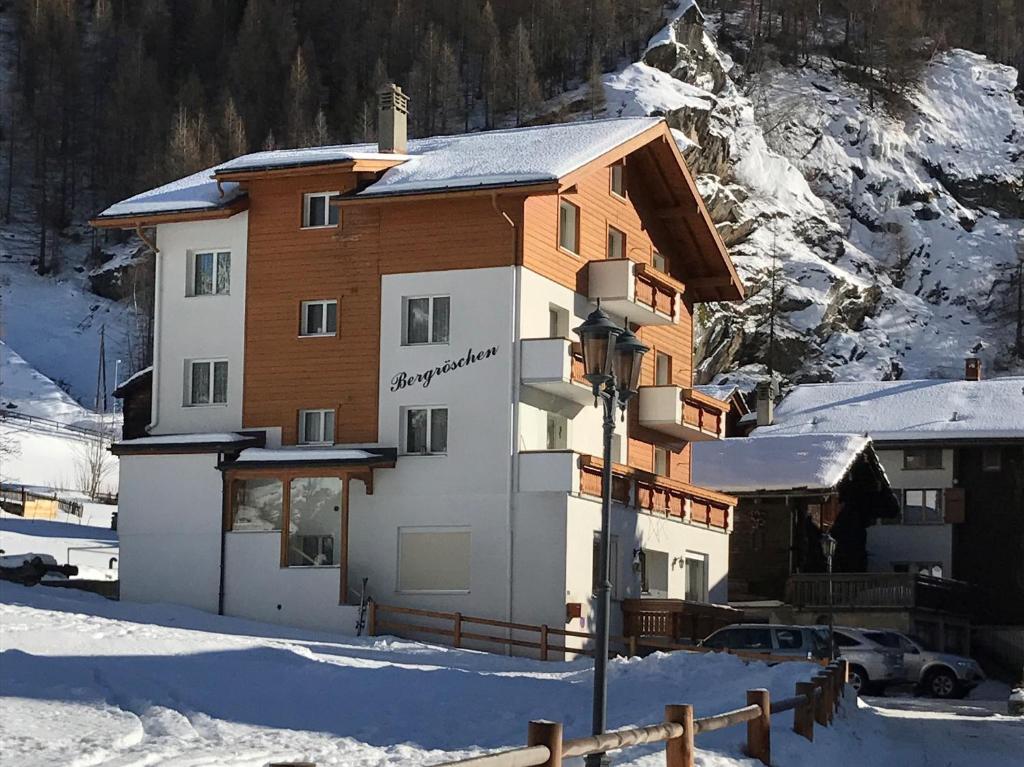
[
  {"left": 234, "top": 448, "right": 380, "bottom": 463},
  {"left": 691, "top": 434, "right": 873, "bottom": 493},
  {"left": 695, "top": 384, "right": 742, "bottom": 404},
  {"left": 118, "top": 433, "right": 252, "bottom": 446},
  {"left": 95, "top": 167, "right": 244, "bottom": 220},
  {"left": 96, "top": 117, "right": 664, "bottom": 220},
  {"left": 756, "top": 377, "right": 1024, "bottom": 442}
]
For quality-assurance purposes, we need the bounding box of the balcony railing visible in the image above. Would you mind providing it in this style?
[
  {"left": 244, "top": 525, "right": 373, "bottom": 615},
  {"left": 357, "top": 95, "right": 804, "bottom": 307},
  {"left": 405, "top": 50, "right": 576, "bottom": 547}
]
[
  {"left": 520, "top": 338, "right": 592, "bottom": 405},
  {"left": 587, "top": 259, "right": 680, "bottom": 326},
  {"left": 621, "top": 598, "right": 743, "bottom": 645},
  {"left": 638, "top": 386, "right": 727, "bottom": 441},
  {"left": 785, "top": 573, "right": 973, "bottom": 615}
]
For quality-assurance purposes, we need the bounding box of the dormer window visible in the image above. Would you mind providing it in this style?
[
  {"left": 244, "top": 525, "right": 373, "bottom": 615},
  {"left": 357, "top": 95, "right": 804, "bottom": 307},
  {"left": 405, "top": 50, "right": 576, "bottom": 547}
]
[
  {"left": 610, "top": 163, "right": 625, "bottom": 199},
  {"left": 302, "top": 192, "right": 340, "bottom": 228}
]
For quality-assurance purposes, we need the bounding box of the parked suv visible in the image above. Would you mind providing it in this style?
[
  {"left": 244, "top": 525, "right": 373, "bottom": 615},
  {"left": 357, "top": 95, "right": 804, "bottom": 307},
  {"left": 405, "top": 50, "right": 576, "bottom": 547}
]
[
  {"left": 831, "top": 627, "right": 904, "bottom": 694},
  {"left": 700, "top": 624, "right": 831, "bottom": 661},
  {"left": 861, "top": 630, "right": 984, "bottom": 699}
]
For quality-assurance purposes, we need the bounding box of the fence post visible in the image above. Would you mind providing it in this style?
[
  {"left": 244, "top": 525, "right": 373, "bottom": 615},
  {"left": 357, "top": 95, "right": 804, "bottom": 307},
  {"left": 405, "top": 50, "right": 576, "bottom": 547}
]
[
  {"left": 540, "top": 625, "right": 549, "bottom": 661},
  {"left": 813, "top": 674, "right": 830, "bottom": 727},
  {"left": 836, "top": 659, "right": 849, "bottom": 705},
  {"left": 794, "top": 681, "right": 815, "bottom": 741},
  {"left": 628, "top": 635, "right": 638, "bottom": 657},
  {"left": 745, "top": 689, "right": 771, "bottom": 766},
  {"left": 665, "top": 704, "right": 695, "bottom": 767},
  {"left": 367, "top": 600, "right": 377, "bottom": 636},
  {"left": 829, "top": 664, "right": 841, "bottom": 712},
  {"left": 527, "top": 720, "right": 563, "bottom": 767},
  {"left": 453, "top": 612, "right": 463, "bottom": 649}
]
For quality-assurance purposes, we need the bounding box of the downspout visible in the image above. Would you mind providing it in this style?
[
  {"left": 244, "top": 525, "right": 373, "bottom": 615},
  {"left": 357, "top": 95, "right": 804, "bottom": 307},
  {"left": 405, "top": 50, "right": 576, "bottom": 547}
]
[
  {"left": 137, "top": 223, "right": 162, "bottom": 433},
  {"left": 218, "top": 456, "right": 228, "bottom": 615},
  {"left": 494, "top": 192, "right": 520, "bottom": 634}
]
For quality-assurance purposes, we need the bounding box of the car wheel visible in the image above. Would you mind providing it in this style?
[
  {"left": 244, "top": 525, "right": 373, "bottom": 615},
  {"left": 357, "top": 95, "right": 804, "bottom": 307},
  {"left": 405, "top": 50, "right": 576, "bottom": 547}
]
[
  {"left": 925, "top": 668, "right": 958, "bottom": 699},
  {"left": 848, "top": 665, "right": 869, "bottom": 694}
]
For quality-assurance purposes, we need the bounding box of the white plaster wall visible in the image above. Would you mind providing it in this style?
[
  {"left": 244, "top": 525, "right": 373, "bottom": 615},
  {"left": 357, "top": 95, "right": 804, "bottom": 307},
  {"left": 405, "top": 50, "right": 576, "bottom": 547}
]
[
  {"left": 877, "top": 448, "right": 955, "bottom": 490},
  {"left": 222, "top": 532, "right": 360, "bottom": 633},
  {"left": 510, "top": 492, "right": 569, "bottom": 629},
  {"left": 117, "top": 452, "right": 223, "bottom": 612},
  {"left": 152, "top": 213, "right": 248, "bottom": 435},
  {"left": 345, "top": 266, "right": 516, "bottom": 618},
  {"left": 866, "top": 524, "right": 954, "bottom": 574}
]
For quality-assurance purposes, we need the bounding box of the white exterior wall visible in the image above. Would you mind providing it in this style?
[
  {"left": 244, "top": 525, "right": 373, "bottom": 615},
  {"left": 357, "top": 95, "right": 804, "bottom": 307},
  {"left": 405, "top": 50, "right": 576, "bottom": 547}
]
[
  {"left": 151, "top": 214, "right": 248, "bottom": 435},
  {"left": 866, "top": 447, "right": 955, "bottom": 574},
  {"left": 117, "top": 452, "right": 223, "bottom": 612}
]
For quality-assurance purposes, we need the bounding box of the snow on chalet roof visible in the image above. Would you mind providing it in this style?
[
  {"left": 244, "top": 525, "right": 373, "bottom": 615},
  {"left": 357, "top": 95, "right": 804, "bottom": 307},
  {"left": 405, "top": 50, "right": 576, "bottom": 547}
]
[
  {"left": 691, "top": 434, "right": 872, "bottom": 493},
  {"left": 234, "top": 448, "right": 380, "bottom": 463},
  {"left": 96, "top": 167, "right": 244, "bottom": 220},
  {"left": 695, "top": 384, "right": 742, "bottom": 404},
  {"left": 96, "top": 117, "right": 663, "bottom": 219},
  {"left": 756, "top": 377, "right": 1024, "bottom": 442}
]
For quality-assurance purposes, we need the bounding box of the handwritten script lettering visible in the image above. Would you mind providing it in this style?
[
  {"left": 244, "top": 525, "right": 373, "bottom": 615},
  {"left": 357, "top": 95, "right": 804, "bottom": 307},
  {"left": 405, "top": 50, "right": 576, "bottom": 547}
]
[{"left": 390, "top": 346, "right": 499, "bottom": 391}]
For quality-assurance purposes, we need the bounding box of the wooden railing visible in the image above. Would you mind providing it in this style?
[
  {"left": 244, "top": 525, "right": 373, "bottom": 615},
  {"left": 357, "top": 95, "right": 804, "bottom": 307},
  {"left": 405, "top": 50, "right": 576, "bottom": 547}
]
[
  {"left": 621, "top": 599, "right": 741, "bottom": 646},
  {"left": 432, "top": 661, "right": 850, "bottom": 767},
  {"left": 578, "top": 455, "right": 735, "bottom": 530},
  {"left": 568, "top": 341, "right": 587, "bottom": 385},
  {"left": 680, "top": 388, "right": 726, "bottom": 437},
  {"left": 633, "top": 263, "right": 679, "bottom": 320},
  {"left": 786, "top": 572, "right": 973, "bottom": 614}
]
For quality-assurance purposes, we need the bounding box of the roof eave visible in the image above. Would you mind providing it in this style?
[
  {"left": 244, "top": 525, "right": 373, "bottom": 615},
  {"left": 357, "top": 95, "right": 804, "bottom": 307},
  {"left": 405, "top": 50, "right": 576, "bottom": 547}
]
[{"left": 90, "top": 197, "right": 249, "bottom": 229}]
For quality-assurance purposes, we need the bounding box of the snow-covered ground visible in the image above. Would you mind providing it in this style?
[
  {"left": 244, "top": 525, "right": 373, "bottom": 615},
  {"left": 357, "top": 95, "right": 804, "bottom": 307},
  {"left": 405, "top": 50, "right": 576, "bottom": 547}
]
[
  {"left": 0, "top": 509, "right": 117, "bottom": 581},
  {"left": 1, "top": 582, "right": 1021, "bottom": 767}
]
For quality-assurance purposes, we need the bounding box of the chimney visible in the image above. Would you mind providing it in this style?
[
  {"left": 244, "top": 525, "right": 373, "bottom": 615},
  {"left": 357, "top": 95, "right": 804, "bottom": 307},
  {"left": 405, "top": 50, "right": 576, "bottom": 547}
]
[
  {"left": 965, "top": 357, "right": 982, "bottom": 381},
  {"left": 377, "top": 83, "right": 408, "bottom": 154},
  {"left": 755, "top": 380, "right": 774, "bottom": 427}
]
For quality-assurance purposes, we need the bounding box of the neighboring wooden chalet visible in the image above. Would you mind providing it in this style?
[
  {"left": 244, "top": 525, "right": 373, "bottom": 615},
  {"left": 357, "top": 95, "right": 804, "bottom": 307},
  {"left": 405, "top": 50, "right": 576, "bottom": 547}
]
[
  {"left": 693, "top": 383, "right": 751, "bottom": 437},
  {"left": 112, "top": 367, "right": 152, "bottom": 440}
]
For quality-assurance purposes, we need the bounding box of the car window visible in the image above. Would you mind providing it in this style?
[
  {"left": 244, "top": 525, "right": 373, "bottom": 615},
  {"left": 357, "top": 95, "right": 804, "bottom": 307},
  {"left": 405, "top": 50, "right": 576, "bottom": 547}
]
[
  {"left": 898, "top": 635, "right": 921, "bottom": 654},
  {"left": 703, "top": 629, "right": 734, "bottom": 650},
  {"left": 811, "top": 628, "right": 830, "bottom": 654},
  {"left": 833, "top": 631, "right": 860, "bottom": 648},
  {"left": 737, "top": 628, "right": 773, "bottom": 650},
  {"left": 864, "top": 631, "right": 901, "bottom": 649},
  {"left": 775, "top": 628, "right": 802, "bottom": 649}
]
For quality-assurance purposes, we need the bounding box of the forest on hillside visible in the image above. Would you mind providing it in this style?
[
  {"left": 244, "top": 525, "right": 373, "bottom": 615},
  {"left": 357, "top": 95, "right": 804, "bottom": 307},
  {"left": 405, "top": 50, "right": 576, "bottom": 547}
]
[{"left": 1, "top": 0, "right": 1022, "bottom": 275}]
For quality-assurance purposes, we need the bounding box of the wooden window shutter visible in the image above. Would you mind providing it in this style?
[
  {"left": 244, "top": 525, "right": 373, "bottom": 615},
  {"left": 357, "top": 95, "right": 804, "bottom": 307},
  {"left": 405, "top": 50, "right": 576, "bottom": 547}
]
[{"left": 944, "top": 487, "right": 966, "bottom": 524}]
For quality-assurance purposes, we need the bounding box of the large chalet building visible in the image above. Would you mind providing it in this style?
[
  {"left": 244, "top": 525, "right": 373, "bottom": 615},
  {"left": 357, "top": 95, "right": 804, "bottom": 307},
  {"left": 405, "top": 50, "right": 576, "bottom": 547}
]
[{"left": 94, "top": 86, "right": 744, "bottom": 639}]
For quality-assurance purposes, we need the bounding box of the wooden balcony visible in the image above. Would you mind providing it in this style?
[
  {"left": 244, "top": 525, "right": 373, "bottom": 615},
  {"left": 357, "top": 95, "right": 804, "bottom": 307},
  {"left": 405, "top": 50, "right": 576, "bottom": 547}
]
[
  {"left": 785, "top": 573, "right": 973, "bottom": 615},
  {"left": 587, "top": 259, "right": 679, "bottom": 326},
  {"left": 621, "top": 598, "right": 743, "bottom": 645},
  {"left": 520, "top": 338, "right": 592, "bottom": 404},
  {"left": 638, "top": 386, "right": 727, "bottom": 441},
  {"left": 578, "top": 455, "right": 736, "bottom": 530}
]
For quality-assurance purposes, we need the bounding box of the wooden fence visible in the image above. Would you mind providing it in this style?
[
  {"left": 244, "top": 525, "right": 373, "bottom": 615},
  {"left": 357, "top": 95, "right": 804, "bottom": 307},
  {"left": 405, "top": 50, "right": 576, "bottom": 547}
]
[
  {"left": 368, "top": 602, "right": 824, "bottom": 666},
  {"left": 432, "top": 660, "right": 850, "bottom": 767}
]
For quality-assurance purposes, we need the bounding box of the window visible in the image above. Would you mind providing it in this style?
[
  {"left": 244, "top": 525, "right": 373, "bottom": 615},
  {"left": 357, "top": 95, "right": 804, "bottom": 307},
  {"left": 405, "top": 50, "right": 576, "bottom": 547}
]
[
  {"left": 652, "top": 250, "right": 667, "bottom": 273},
  {"left": 189, "top": 250, "right": 230, "bottom": 296},
  {"left": 833, "top": 631, "right": 860, "bottom": 648},
  {"left": 607, "top": 226, "right": 625, "bottom": 259},
  {"left": 404, "top": 296, "right": 450, "bottom": 345},
  {"left": 902, "top": 489, "right": 943, "bottom": 524},
  {"left": 982, "top": 447, "right": 1002, "bottom": 472},
  {"left": 302, "top": 191, "right": 340, "bottom": 228},
  {"left": 640, "top": 549, "right": 669, "bottom": 596},
  {"left": 300, "top": 300, "right": 338, "bottom": 336},
  {"left": 298, "top": 409, "right": 335, "bottom": 445},
  {"left": 398, "top": 526, "right": 471, "bottom": 592},
  {"left": 610, "top": 163, "right": 625, "bottom": 198},
  {"left": 655, "top": 351, "right": 672, "bottom": 386},
  {"left": 654, "top": 446, "right": 669, "bottom": 477},
  {"left": 684, "top": 552, "right": 708, "bottom": 602},
  {"left": 775, "top": 629, "right": 803, "bottom": 650},
  {"left": 548, "top": 305, "right": 569, "bottom": 338},
  {"left": 592, "top": 532, "right": 619, "bottom": 597},
  {"left": 546, "top": 411, "right": 568, "bottom": 450},
  {"left": 404, "top": 406, "right": 448, "bottom": 454},
  {"left": 904, "top": 448, "right": 942, "bottom": 470},
  {"left": 186, "top": 359, "right": 228, "bottom": 406},
  {"left": 286, "top": 477, "right": 342, "bottom": 566},
  {"left": 559, "top": 199, "right": 580, "bottom": 254},
  {"left": 734, "top": 627, "right": 772, "bottom": 650},
  {"left": 230, "top": 478, "right": 283, "bottom": 531},
  {"left": 893, "top": 561, "right": 943, "bottom": 577}
]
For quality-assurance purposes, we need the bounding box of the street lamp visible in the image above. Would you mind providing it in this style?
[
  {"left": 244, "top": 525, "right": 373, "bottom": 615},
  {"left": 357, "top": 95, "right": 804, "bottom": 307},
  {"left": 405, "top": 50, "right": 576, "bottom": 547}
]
[
  {"left": 574, "top": 302, "right": 649, "bottom": 767},
  {"left": 821, "top": 530, "right": 837, "bottom": 660}
]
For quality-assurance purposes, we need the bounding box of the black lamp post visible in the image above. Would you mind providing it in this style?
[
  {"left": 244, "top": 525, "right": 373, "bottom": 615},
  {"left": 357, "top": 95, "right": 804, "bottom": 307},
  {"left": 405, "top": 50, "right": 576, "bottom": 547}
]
[
  {"left": 574, "top": 302, "right": 649, "bottom": 767},
  {"left": 821, "top": 530, "right": 837, "bottom": 659}
]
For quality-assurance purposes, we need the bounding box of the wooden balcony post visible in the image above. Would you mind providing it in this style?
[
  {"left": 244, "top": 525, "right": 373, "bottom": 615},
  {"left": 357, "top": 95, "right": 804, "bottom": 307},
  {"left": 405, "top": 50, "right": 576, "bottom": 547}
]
[
  {"left": 528, "top": 720, "right": 563, "bottom": 767},
  {"left": 830, "top": 664, "right": 841, "bottom": 712},
  {"left": 794, "top": 681, "right": 815, "bottom": 741},
  {"left": 665, "top": 704, "right": 695, "bottom": 767},
  {"left": 746, "top": 689, "right": 771, "bottom": 765},
  {"left": 813, "top": 674, "right": 830, "bottom": 726},
  {"left": 627, "top": 634, "right": 638, "bottom": 657},
  {"left": 540, "top": 624, "right": 549, "bottom": 661},
  {"left": 837, "top": 659, "right": 850, "bottom": 698},
  {"left": 453, "top": 612, "right": 463, "bottom": 649}
]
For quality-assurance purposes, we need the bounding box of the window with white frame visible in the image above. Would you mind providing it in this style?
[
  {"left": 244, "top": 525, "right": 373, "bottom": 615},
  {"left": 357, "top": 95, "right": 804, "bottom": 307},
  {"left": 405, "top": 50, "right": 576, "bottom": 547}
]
[
  {"left": 654, "top": 446, "right": 669, "bottom": 477},
  {"left": 592, "top": 532, "right": 619, "bottom": 598},
  {"left": 300, "top": 299, "right": 338, "bottom": 336},
  {"left": 559, "top": 199, "right": 580, "bottom": 254},
  {"left": 610, "top": 163, "right": 625, "bottom": 198},
  {"left": 901, "top": 489, "right": 943, "bottom": 524},
  {"left": 186, "top": 359, "right": 228, "bottom": 406},
  {"left": 546, "top": 411, "right": 568, "bottom": 450},
  {"left": 652, "top": 250, "right": 667, "bottom": 273},
  {"left": 403, "top": 406, "right": 448, "bottom": 454},
  {"left": 298, "top": 409, "right": 335, "bottom": 444},
  {"left": 607, "top": 226, "right": 625, "bottom": 259},
  {"left": 302, "top": 191, "right": 340, "bottom": 228},
  {"left": 397, "top": 526, "right": 471, "bottom": 592},
  {"left": 403, "top": 295, "right": 450, "bottom": 345},
  {"left": 684, "top": 552, "right": 709, "bottom": 602},
  {"left": 655, "top": 351, "right": 672, "bottom": 385},
  {"left": 188, "top": 250, "right": 230, "bottom": 296}
]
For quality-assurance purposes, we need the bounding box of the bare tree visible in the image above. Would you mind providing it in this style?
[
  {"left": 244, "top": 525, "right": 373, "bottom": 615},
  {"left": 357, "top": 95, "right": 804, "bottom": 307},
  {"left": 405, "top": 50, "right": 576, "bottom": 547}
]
[{"left": 73, "top": 431, "right": 114, "bottom": 500}]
